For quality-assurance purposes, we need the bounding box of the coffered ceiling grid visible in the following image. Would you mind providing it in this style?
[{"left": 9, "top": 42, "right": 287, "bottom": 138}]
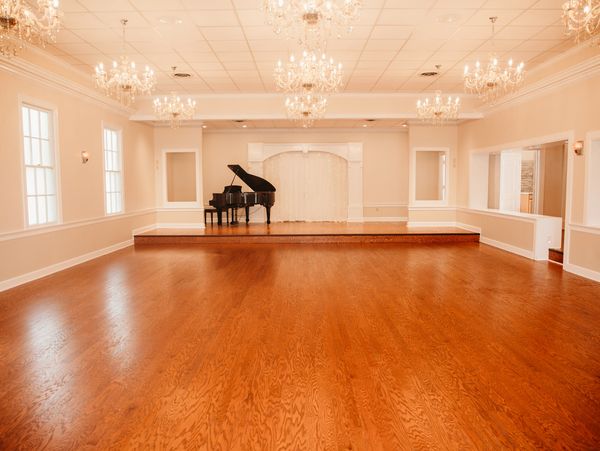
[{"left": 47, "top": 0, "right": 576, "bottom": 95}]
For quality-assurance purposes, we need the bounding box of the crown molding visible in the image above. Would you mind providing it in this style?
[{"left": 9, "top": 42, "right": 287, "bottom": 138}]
[
  {"left": 480, "top": 53, "right": 600, "bottom": 116},
  {"left": 0, "top": 52, "right": 134, "bottom": 117}
]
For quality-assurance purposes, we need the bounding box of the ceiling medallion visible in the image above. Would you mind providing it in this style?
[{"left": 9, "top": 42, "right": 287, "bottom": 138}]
[
  {"left": 93, "top": 19, "right": 156, "bottom": 106},
  {"left": 562, "top": 0, "right": 600, "bottom": 44},
  {"left": 274, "top": 49, "right": 343, "bottom": 94},
  {"left": 463, "top": 17, "right": 525, "bottom": 104},
  {"left": 263, "top": 0, "right": 361, "bottom": 49},
  {"left": 0, "top": 0, "right": 61, "bottom": 57},
  {"left": 416, "top": 90, "right": 460, "bottom": 125},
  {"left": 284, "top": 90, "right": 328, "bottom": 128}
]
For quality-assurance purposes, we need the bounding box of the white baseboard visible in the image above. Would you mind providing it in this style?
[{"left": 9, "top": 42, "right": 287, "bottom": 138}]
[
  {"left": 362, "top": 216, "right": 408, "bottom": 223},
  {"left": 0, "top": 239, "right": 133, "bottom": 293},
  {"left": 407, "top": 221, "right": 458, "bottom": 227},
  {"left": 155, "top": 223, "right": 206, "bottom": 229},
  {"left": 479, "top": 237, "right": 535, "bottom": 260},
  {"left": 132, "top": 224, "right": 157, "bottom": 236},
  {"left": 456, "top": 223, "right": 482, "bottom": 233},
  {"left": 564, "top": 263, "right": 600, "bottom": 283}
]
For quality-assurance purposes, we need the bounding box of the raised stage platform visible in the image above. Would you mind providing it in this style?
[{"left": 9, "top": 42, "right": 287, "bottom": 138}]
[{"left": 134, "top": 222, "right": 480, "bottom": 245}]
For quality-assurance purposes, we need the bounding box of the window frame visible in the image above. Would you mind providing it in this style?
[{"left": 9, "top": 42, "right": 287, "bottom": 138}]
[
  {"left": 19, "top": 99, "right": 62, "bottom": 229},
  {"left": 102, "top": 124, "right": 125, "bottom": 216},
  {"left": 410, "top": 146, "right": 450, "bottom": 207}
]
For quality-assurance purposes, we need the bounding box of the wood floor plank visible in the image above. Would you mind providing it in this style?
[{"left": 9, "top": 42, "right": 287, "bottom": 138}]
[{"left": 0, "top": 242, "right": 599, "bottom": 450}]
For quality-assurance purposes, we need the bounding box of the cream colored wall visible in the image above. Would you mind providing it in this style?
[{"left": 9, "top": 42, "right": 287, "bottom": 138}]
[
  {"left": 539, "top": 142, "right": 567, "bottom": 219},
  {"left": 569, "top": 229, "right": 600, "bottom": 273},
  {"left": 457, "top": 210, "right": 535, "bottom": 251},
  {"left": 202, "top": 129, "right": 409, "bottom": 219},
  {"left": 0, "top": 66, "right": 156, "bottom": 286},
  {"left": 458, "top": 72, "right": 600, "bottom": 275}
]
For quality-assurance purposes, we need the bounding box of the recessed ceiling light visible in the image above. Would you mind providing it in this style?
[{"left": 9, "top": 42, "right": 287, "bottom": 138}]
[
  {"left": 401, "top": 122, "right": 408, "bottom": 128},
  {"left": 242, "top": 124, "right": 247, "bottom": 128},
  {"left": 202, "top": 124, "right": 207, "bottom": 129},
  {"left": 158, "top": 17, "right": 184, "bottom": 25},
  {"left": 437, "top": 14, "right": 460, "bottom": 24},
  {"left": 362, "top": 124, "right": 368, "bottom": 128}
]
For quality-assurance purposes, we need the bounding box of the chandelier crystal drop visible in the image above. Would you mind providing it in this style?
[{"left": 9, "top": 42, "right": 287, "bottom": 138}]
[
  {"left": 562, "top": 0, "right": 600, "bottom": 44},
  {"left": 284, "top": 90, "right": 328, "bottom": 127},
  {"left": 463, "top": 17, "right": 525, "bottom": 104},
  {"left": 274, "top": 50, "right": 343, "bottom": 94},
  {"left": 153, "top": 92, "right": 196, "bottom": 128},
  {"left": 416, "top": 91, "right": 460, "bottom": 125},
  {"left": 263, "top": 0, "right": 361, "bottom": 48},
  {"left": 93, "top": 19, "right": 156, "bottom": 106},
  {"left": 0, "top": 0, "right": 61, "bottom": 57}
]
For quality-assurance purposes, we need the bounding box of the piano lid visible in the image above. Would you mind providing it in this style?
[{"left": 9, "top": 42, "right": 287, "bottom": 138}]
[{"left": 227, "top": 164, "right": 276, "bottom": 192}]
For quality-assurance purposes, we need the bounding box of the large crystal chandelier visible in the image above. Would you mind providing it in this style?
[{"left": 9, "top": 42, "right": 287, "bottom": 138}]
[
  {"left": 464, "top": 17, "right": 525, "bottom": 103},
  {"left": 416, "top": 91, "right": 460, "bottom": 125},
  {"left": 153, "top": 92, "right": 197, "bottom": 128},
  {"left": 562, "top": 0, "right": 600, "bottom": 44},
  {"left": 263, "top": 0, "right": 361, "bottom": 48},
  {"left": 285, "top": 90, "right": 328, "bottom": 127},
  {"left": 93, "top": 19, "right": 156, "bottom": 106},
  {"left": 0, "top": 0, "right": 61, "bottom": 57},
  {"left": 274, "top": 49, "right": 343, "bottom": 93}
]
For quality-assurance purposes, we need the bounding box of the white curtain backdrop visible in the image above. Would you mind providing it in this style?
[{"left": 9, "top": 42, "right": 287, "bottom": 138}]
[{"left": 264, "top": 151, "right": 348, "bottom": 222}]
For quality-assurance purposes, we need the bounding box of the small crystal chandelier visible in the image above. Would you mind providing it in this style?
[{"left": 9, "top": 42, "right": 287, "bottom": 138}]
[
  {"left": 285, "top": 90, "right": 328, "bottom": 127},
  {"left": 153, "top": 80, "right": 197, "bottom": 129},
  {"left": 93, "top": 19, "right": 156, "bottom": 106},
  {"left": 263, "top": 0, "right": 361, "bottom": 48},
  {"left": 0, "top": 0, "right": 61, "bottom": 57},
  {"left": 274, "top": 49, "right": 343, "bottom": 94},
  {"left": 562, "top": 0, "right": 600, "bottom": 44},
  {"left": 464, "top": 17, "right": 525, "bottom": 103},
  {"left": 416, "top": 91, "right": 460, "bottom": 125}
]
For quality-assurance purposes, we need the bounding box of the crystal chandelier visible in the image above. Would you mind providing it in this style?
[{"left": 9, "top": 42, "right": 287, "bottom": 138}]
[
  {"left": 93, "top": 19, "right": 156, "bottom": 106},
  {"left": 274, "top": 49, "right": 343, "bottom": 94},
  {"left": 153, "top": 92, "right": 197, "bottom": 128},
  {"left": 0, "top": 0, "right": 61, "bottom": 57},
  {"left": 285, "top": 90, "right": 328, "bottom": 127},
  {"left": 263, "top": 0, "right": 361, "bottom": 48},
  {"left": 562, "top": 0, "right": 600, "bottom": 44},
  {"left": 464, "top": 17, "right": 525, "bottom": 103},
  {"left": 416, "top": 91, "right": 460, "bottom": 125}
]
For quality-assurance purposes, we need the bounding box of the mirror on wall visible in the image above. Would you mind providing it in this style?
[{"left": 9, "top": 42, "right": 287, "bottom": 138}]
[
  {"left": 164, "top": 150, "right": 198, "bottom": 204},
  {"left": 414, "top": 149, "right": 448, "bottom": 202}
]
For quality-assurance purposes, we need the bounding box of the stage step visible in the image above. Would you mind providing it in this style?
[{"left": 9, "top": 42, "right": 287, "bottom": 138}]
[
  {"left": 549, "top": 248, "right": 564, "bottom": 264},
  {"left": 134, "top": 230, "right": 480, "bottom": 246}
]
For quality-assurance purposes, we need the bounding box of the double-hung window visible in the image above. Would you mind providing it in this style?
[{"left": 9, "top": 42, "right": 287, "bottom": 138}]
[
  {"left": 103, "top": 127, "right": 123, "bottom": 215},
  {"left": 22, "top": 104, "right": 58, "bottom": 226}
]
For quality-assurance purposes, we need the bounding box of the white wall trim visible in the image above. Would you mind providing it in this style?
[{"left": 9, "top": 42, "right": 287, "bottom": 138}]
[
  {"left": 132, "top": 224, "right": 157, "bottom": 236},
  {"left": 0, "top": 208, "right": 156, "bottom": 242},
  {"left": 456, "top": 223, "right": 482, "bottom": 233},
  {"left": 0, "top": 239, "right": 133, "bottom": 293},
  {"left": 479, "top": 237, "right": 535, "bottom": 260},
  {"left": 564, "top": 263, "right": 600, "bottom": 283},
  {"left": 409, "top": 206, "right": 456, "bottom": 211},
  {"left": 363, "top": 203, "right": 408, "bottom": 209},
  {"left": 362, "top": 216, "right": 408, "bottom": 222},
  {"left": 570, "top": 223, "right": 600, "bottom": 235},
  {"left": 154, "top": 223, "right": 205, "bottom": 229},
  {"left": 407, "top": 221, "right": 458, "bottom": 227},
  {"left": 0, "top": 53, "right": 133, "bottom": 117}
]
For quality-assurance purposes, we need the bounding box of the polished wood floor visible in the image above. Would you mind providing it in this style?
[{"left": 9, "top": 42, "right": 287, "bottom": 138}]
[
  {"left": 1, "top": 242, "right": 599, "bottom": 449},
  {"left": 135, "top": 222, "right": 480, "bottom": 245}
]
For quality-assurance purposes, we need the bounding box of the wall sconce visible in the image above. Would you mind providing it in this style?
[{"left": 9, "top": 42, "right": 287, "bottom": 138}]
[
  {"left": 81, "top": 150, "right": 89, "bottom": 164},
  {"left": 573, "top": 140, "right": 584, "bottom": 156}
]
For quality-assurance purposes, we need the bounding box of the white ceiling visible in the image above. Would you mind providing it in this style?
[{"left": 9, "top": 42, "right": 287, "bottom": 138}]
[{"left": 48, "top": 0, "right": 575, "bottom": 95}]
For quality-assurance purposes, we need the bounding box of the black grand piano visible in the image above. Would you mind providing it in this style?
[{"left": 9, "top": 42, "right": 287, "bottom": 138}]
[{"left": 209, "top": 164, "right": 276, "bottom": 225}]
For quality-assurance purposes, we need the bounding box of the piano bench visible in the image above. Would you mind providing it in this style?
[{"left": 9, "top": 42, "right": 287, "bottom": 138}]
[{"left": 204, "top": 207, "right": 228, "bottom": 225}]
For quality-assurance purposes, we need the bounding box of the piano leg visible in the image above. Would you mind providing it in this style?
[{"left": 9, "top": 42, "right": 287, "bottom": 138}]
[
  {"left": 266, "top": 206, "right": 271, "bottom": 225},
  {"left": 245, "top": 206, "right": 250, "bottom": 223},
  {"left": 216, "top": 209, "right": 223, "bottom": 226}
]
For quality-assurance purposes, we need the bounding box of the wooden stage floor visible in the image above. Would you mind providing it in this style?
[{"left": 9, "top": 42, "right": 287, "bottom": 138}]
[
  {"left": 1, "top": 242, "right": 599, "bottom": 449},
  {"left": 135, "top": 222, "right": 480, "bottom": 245}
]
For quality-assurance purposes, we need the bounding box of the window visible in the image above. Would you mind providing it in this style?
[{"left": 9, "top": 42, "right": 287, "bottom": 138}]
[
  {"left": 103, "top": 127, "right": 123, "bottom": 215},
  {"left": 22, "top": 104, "right": 58, "bottom": 226}
]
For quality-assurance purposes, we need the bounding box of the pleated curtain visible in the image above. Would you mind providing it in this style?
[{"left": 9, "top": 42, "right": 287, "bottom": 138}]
[{"left": 264, "top": 151, "right": 348, "bottom": 222}]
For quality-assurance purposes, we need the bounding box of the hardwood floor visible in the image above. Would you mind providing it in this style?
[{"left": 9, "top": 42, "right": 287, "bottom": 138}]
[{"left": 0, "top": 242, "right": 599, "bottom": 450}]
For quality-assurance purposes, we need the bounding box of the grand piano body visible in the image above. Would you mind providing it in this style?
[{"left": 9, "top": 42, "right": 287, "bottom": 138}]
[{"left": 209, "top": 164, "right": 276, "bottom": 225}]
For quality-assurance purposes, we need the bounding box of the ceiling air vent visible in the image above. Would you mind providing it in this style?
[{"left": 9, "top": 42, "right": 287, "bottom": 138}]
[{"left": 173, "top": 72, "right": 192, "bottom": 78}]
